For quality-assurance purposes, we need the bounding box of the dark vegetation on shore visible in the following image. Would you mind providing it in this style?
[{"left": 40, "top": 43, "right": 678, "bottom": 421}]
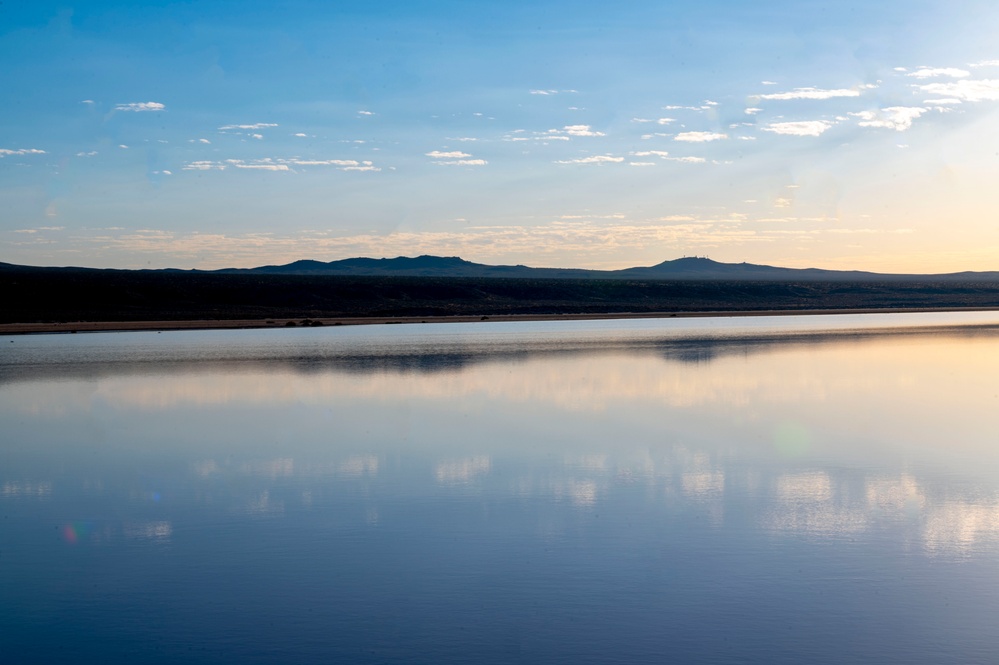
[{"left": 4, "top": 265, "right": 999, "bottom": 324}]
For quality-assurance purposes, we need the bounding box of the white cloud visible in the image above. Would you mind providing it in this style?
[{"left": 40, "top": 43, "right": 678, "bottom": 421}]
[
  {"left": 631, "top": 117, "right": 653, "bottom": 123},
  {"left": 76, "top": 150, "right": 98, "bottom": 157},
  {"left": 762, "top": 120, "right": 834, "bottom": 136},
  {"left": 671, "top": 156, "right": 706, "bottom": 163},
  {"left": 230, "top": 161, "right": 289, "bottom": 171},
  {"left": 183, "top": 161, "right": 227, "bottom": 171},
  {"left": 554, "top": 155, "right": 625, "bottom": 164},
  {"left": 632, "top": 150, "right": 671, "bottom": 158},
  {"left": 198, "top": 138, "right": 211, "bottom": 144},
  {"left": 358, "top": 110, "right": 374, "bottom": 115},
  {"left": 342, "top": 165, "right": 382, "bottom": 171},
  {"left": 744, "top": 107, "right": 763, "bottom": 115},
  {"left": 250, "top": 134, "right": 264, "bottom": 140},
  {"left": 294, "top": 133, "right": 308, "bottom": 137},
  {"left": 850, "top": 106, "right": 926, "bottom": 131},
  {"left": 119, "top": 144, "right": 129, "bottom": 149},
  {"left": 970, "top": 60, "right": 999, "bottom": 68},
  {"left": 893, "top": 67, "right": 908, "bottom": 72},
  {"left": 907, "top": 67, "right": 970, "bottom": 79},
  {"left": 530, "top": 89, "right": 557, "bottom": 95},
  {"left": 562, "top": 124, "right": 605, "bottom": 137},
  {"left": 426, "top": 150, "right": 471, "bottom": 159},
  {"left": 917, "top": 79, "right": 999, "bottom": 102},
  {"left": 923, "top": 98, "right": 962, "bottom": 105},
  {"left": 757, "top": 87, "right": 862, "bottom": 101},
  {"left": 656, "top": 117, "right": 676, "bottom": 125},
  {"left": 445, "top": 137, "right": 479, "bottom": 142},
  {"left": 218, "top": 123, "right": 279, "bottom": 130},
  {"left": 436, "top": 159, "right": 488, "bottom": 166},
  {"left": 115, "top": 101, "right": 165, "bottom": 112},
  {"left": 629, "top": 162, "right": 656, "bottom": 166},
  {"left": 761, "top": 80, "right": 778, "bottom": 85},
  {"left": 674, "top": 131, "right": 727, "bottom": 142},
  {"left": 0, "top": 148, "right": 46, "bottom": 157},
  {"left": 81, "top": 99, "right": 95, "bottom": 104},
  {"left": 290, "top": 159, "right": 359, "bottom": 166}
]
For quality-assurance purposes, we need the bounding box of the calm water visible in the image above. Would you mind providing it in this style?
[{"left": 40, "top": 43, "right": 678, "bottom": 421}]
[{"left": 3, "top": 312, "right": 999, "bottom": 664}]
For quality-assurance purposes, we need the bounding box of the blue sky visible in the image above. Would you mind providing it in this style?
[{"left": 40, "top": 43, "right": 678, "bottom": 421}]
[{"left": 4, "top": 1, "right": 999, "bottom": 271}]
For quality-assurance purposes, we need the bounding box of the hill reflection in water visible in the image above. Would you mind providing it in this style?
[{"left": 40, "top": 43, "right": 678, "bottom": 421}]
[{"left": 3, "top": 312, "right": 999, "bottom": 663}]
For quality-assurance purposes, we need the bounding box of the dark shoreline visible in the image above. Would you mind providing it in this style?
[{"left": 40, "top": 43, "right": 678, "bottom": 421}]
[
  {"left": 6, "top": 271, "right": 999, "bottom": 334},
  {"left": 4, "top": 306, "right": 999, "bottom": 335}
]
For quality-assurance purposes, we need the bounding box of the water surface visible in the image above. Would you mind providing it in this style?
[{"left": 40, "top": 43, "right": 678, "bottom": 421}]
[{"left": 3, "top": 312, "right": 999, "bottom": 663}]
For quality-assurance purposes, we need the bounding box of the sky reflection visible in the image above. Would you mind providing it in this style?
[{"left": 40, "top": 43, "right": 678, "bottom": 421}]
[{"left": 4, "top": 315, "right": 999, "bottom": 662}]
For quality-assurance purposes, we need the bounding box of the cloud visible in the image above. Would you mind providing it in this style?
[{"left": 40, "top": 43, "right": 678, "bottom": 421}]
[
  {"left": 218, "top": 123, "right": 279, "bottom": 130},
  {"left": 656, "top": 117, "right": 676, "bottom": 125},
  {"left": 850, "top": 106, "right": 927, "bottom": 131},
  {"left": 229, "top": 161, "right": 289, "bottom": 171},
  {"left": 907, "top": 67, "right": 970, "bottom": 79},
  {"left": 0, "top": 148, "right": 46, "bottom": 157},
  {"left": 629, "top": 162, "right": 656, "bottom": 166},
  {"left": 674, "top": 131, "right": 727, "bottom": 142},
  {"left": 756, "top": 87, "right": 862, "bottom": 100},
  {"left": 294, "top": 133, "right": 308, "bottom": 137},
  {"left": 358, "top": 110, "right": 374, "bottom": 115},
  {"left": 562, "top": 124, "right": 605, "bottom": 137},
  {"left": 744, "top": 107, "right": 763, "bottom": 115},
  {"left": 917, "top": 79, "right": 999, "bottom": 102},
  {"left": 762, "top": 120, "right": 834, "bottom": 136},
  {"left": 81, "top": 99, "right": 95, "bottom": 104},
  {"left": 632, "top": 150, "right": 671, "bottom": 158},
  {"left": 530, "top": 89, "right": 577, "bottom": 95},
  {"left": 761, "top": 80, "right": 778, "bottom": 85},
  {"left": 971, "top": 60, "right": 999, "bottom": 68},
  {"left": 554, "top": 155, "right": 624, "bottom": 164},
  {"left": 183, "top": 157, "right": 381, "bottom": 172},
  {"left": 76, "top": 150, "right": 98, "bottom": 157},
  {"left": 426, "top": 150, "right": 471, "bottom": 159},
  {"left": 183, "top": 161, "right": 227, "bottom": 171},
  {"left": 436, "top": 159, "right": 487, "bottom": 166},
  {"left": 115, "top": 101, "right": 165, "bottom": 112}
]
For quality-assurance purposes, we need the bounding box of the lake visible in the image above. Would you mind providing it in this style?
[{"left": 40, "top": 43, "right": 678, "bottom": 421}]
[{"left": 3, "top": 311, "right": 999, "bottom": 664}]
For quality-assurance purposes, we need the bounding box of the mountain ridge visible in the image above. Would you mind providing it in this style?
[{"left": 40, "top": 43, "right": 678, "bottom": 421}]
[{"left": 3, "top": 255, "right": 999, "bottom": 281}]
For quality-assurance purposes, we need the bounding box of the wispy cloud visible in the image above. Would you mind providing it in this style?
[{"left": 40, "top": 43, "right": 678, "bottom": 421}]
[
  {"left": 554, "top": 155, "right": 625, "bottom": 164},
  {"left": 917, "top": 79, "right": 999, "bottom": 102},
  {"left": 907, "top": 67, "right": 970, "bottom": 79},
  {"left": 0, "top": 148, "right": 46, "bottom": 157},
  {"left": 115, "top": 101, "right": 165, "bottom": 112},
  {"left": 850, "top": 106, "right": 926, "bottom": 131},
  {"left": 218, "top": 123, "right": 279, "bottom": 130},
  {"left": 674, "top": 131, "right": 727, "bottom": 142},
  {"left": 559, "top": 124, "right": 605, "bottom": 137},
  {"left": 756, "top": 87, "right": 863, "bottom": 101},
  {"left": 358, "top": 110, "right": 374, "bottom": 116},
  {"left": 427, "top": 150, "right": 486, "bottom": 166},
  {"left": 530, "top": 89, "right": 577, "bottom": 95},
  {"left": 182, "top": 157, "right": 380, "bottom": 172},
  {"left": 426, "top": 150, "right": 471, "bottom": 159},
  {"left": 762, "top": 120, "right": 834, "bottom": 136}
]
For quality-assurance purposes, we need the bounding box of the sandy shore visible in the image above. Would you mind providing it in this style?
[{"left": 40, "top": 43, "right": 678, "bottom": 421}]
[{"left": 3, "top": 306, "right": 998, "bottom": 335}]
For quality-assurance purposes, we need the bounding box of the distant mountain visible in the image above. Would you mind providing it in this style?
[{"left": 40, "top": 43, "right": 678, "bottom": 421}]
[
  {"left": 217, "top": 255, "right": 999, "bottom": 282},
  {"left": 4, "top": 255, "right": 999, "bottom": 281}
]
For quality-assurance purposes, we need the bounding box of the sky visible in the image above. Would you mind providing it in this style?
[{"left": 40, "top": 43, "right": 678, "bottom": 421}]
[{"left": 3, "top": 1, "right": 999, "bottom": 272}]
